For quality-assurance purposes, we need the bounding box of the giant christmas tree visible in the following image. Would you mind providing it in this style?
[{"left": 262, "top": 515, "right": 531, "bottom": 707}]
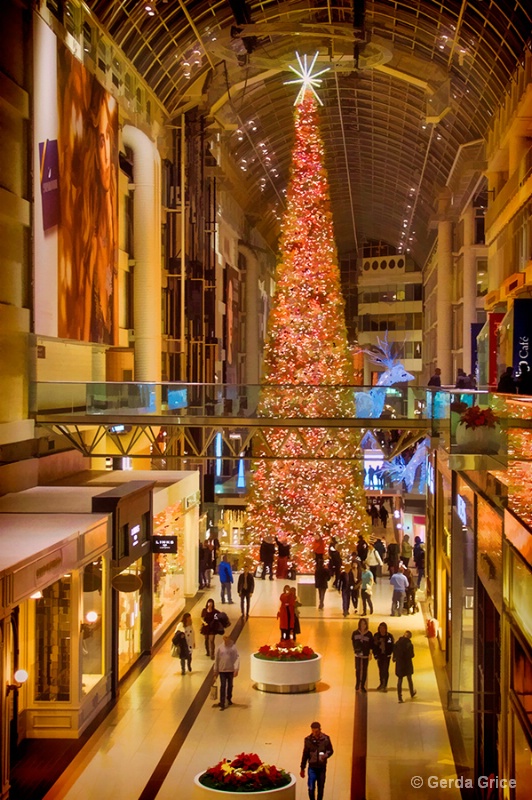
[{"left": 245, "top": 81, "right": 370, "bottom": 573}]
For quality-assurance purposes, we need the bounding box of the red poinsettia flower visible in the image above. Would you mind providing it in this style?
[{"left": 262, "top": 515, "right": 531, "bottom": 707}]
[
  {"left": 459, "top": 405, "right": 499, "bottom": 430},
  {"left": 199, "top": 752, "right": 291, "bottom": 791}
]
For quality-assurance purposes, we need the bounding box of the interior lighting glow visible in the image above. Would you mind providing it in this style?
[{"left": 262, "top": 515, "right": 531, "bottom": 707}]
[{"left": 85, "top": 611, "right": 99, "bottom": 624}]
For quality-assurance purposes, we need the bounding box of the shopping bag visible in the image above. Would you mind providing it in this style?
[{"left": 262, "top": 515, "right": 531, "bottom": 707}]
[
  {"left": 255, "top": 563, "right": 264, "bottom": 578},
  {"left": 170, "top": 644, "right": 180, "bottom": 658},
  {"left": 210, "top": 683, "right": 218, "bottom": 701}
]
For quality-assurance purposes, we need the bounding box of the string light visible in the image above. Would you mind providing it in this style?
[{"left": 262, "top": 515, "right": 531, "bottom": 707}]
[{"left": 246, "top": 90, "right": 369, "bottom": 573}]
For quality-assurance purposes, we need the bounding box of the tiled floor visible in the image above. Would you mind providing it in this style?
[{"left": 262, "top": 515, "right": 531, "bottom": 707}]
[{"left": 44, "top": 575, "right": 461, "bottom": 800}]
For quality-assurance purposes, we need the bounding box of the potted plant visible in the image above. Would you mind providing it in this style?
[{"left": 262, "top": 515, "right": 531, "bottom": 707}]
[
  {"left": 255, "top": 643, "right": 318, "bottom": 661},
  {"left": 193, "top": 752, "right": 296, "bottom": 798},
  {"left": 455, "top": 404, "right": 501, "bottom": 453},
  {"left": 250, "top": 643, "right": 322, "bottom": 693}
]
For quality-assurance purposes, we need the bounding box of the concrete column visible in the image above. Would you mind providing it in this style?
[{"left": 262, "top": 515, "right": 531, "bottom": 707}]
[
  {"left": 122, "top": 126, "right": 162, "bottom": 382},
  {"left": 462, "top": 206, "right": 477, "bottom": 375},
  {"left": 436, "top": 219, "right": 453, "bottom": 384}
]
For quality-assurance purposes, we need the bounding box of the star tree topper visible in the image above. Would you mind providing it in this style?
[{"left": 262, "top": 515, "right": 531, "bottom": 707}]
[{"left": 285, "top": 52, "right": 330, "bottom": 106}]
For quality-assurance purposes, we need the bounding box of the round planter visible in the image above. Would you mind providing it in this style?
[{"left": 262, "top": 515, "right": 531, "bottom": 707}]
[
  {"left": 250, "top": 653, "right": 322, "bottom": 693},
  {"left": 455, "top": 422, "right": 501, "bottom": 454},
  {"left": 193, "top": 772, "right": 297, "bottom": 799}
]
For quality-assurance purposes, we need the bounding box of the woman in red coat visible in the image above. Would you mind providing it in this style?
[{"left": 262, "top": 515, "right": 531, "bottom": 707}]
[{"left": 277, "top": 585, "right": 295, "bottom": 640}]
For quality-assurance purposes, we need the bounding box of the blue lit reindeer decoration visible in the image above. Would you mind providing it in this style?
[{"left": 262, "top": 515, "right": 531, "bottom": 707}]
[{"left": 354, "top": 335, "right": 415, "bottom": 418}]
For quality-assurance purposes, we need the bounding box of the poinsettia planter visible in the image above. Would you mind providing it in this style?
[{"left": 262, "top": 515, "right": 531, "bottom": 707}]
[
  {"left": 193, "top": 773, "right": 297, "bottom": 799},
  {"left": 455, "top": 422, "right": 501, "bottom": 454},
  {"left": 250, "top": 653, "right": 322, "bottom": 693}
]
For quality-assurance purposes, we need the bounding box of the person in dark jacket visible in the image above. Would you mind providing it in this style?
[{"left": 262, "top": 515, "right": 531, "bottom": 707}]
[
  {"left": 339, "top": 563, "right": 357, "bottom": 616},
  {"left": 393, "top": 630, "right": 416, "bottom": 703},
  {"left": 351, "top": 617, "right": 373, "bottom": 692},
  {"left": 328, "top": 538, "right": 342, "bottom": 590},
  {"left": 427, "top": 368, "right": 442, "bottom": 387},
  {"left": 259, "top": 537, "right": 276, "bottom": 579},
  {"left": 200, "top": 598, "right": 224, "bottom": 659},
  {"left": 275, "top": 536, "right": 291, "bottom": 579},
  {"left": 413, "top": 536, "right": 425, "bottom": 587},
  {"left": 386, "top": 541, "right": 400, "bottom": 574},
  {"left": 497, "top": 366, "right": 516, "bottom": 393},
  {"left": 517, "top": 363, "right": 532, "bottom": 395},
  {"left": 172, "top": 628, "right": 190, "bottom": 675},
  {"left": 356, "top": 534, "right": 369, "bottom": 562},
  {"left": 314, "top": 563, "right": 329, "bottom": 610},
  {"left": 218, "top": 555, "right": 234, "bottom": 604},
  {"left": 373, "top": 621, "right": 394, "bottom": 691},
  {"left": 300, "top": 721, "right": 334, "bottom": 800},
  {"left": 237, "top": 566, "right": 255, "bottom": 618}
]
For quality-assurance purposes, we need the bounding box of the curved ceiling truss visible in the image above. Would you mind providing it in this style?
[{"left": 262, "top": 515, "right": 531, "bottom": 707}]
[{"left": 85, "top": 0, "right": 532, "bottom": 264}]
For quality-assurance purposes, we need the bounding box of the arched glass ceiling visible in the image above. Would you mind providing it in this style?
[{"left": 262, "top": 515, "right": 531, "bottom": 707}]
[{"left": 85, "top": 0, "right": 532, "bottom": 263}]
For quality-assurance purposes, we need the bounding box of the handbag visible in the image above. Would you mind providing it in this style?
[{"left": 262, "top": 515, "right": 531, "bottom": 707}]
[
  {"left": 170, "top": 644, "right": 180, "bottom": 658},
  {"left": 210, "top": 683, "right": 218, "bottom": 701},
  {"left": 255, "top": 563, "right": 264, "bottom": 578}
]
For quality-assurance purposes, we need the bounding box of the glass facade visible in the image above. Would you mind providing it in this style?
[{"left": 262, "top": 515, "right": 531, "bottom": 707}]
[
  {"left": 81, "top": 559, "right": 105, "bottom": 694},
  {"left": 117, "top": 558, "right": 143, "bottom": 679},
  {"left": 34, "top": 576, "right": 72, "bottom": 702}
]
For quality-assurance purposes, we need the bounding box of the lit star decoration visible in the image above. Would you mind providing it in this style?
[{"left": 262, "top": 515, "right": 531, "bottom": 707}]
[
  {"left": 285, "top": 52, "right": 330, "bottom": 106},
  {"left": 245, "top": 90, "right": 369, "bottom": 574}
]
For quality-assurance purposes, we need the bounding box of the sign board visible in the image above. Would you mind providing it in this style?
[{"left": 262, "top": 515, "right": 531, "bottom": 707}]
[{"left": 152, "top": 536, "right": 178, "bottom": 554}]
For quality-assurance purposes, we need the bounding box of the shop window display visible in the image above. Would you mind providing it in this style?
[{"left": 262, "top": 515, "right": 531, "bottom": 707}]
[
  {"left": 118, "top": 559, "right": 143, "bottom": 679},
  {"left": 81, "top": 559, "right": 104, "bottom": 694},
  {"left": 153, "top": 503, "right": 185, "bottom": 636},
  {"left": 35, "top": 576, "right": 71, "bottom": 701}
]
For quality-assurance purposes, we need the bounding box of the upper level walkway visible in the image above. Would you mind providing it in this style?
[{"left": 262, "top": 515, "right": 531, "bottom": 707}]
[{"left": 32, "top": 382, "right": 532, "bottom": 462}]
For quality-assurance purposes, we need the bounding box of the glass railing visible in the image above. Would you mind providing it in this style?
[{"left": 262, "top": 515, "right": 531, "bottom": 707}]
[
  {"left": 31, "top": 382, "right": 532, "bottom": 429},
  {"left": 32, "top": 382, "right": 437, "bottom": 421}
]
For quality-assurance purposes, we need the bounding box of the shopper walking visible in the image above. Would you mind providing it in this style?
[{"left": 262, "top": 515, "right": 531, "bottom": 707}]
[
  {"left": 172, "top": 612, "right": 195, "bottom": 674},
  {"left": 400, "top": 534, "right": 413, "bottom": 568},
  {"left": 328, "top": 536, "right": 342, "bottom": 590},
  {"left": 390, "top": 567, "right": 409, "bottom": 616},
  {"left": 339, "top": 563, "right": 357, "bottom": 617},
  {"left": 373, "top": 621, "right": 394, "bottom": 691},
  {"left": 413, "top": 536, "right": 425, "bottom": 587},
  {"left": 314, "top": 562, "right": 329, "bottom": 610},
  {"left": 218, "top": 554, "right": 234, "bottom": 604},
  {"left": 312, "top": 533, "right": 326, "bottom": 566},
  {"left": 277, "top": 585, "right": 295, "bottom": 640},
  {"left": 360, "top": 563, "right": 374, "bottom": 615},
  {"left": 259, "top": 536, "right": 276, "bottom": 579},
  {"left": 366, "top": 543, "right": 383, "bottom": 583},
  {"left": 237, "top": 565, "right": 255, "bottom": 618},
  {"left": 404, "top": 567, "right": 417, "bottom": 614},
  {"left": 352, "top": 618, "right": 373, "bottom": 692},
  {"left": 300, "top": 721, "right": 334, "bottom": 800},
  {"left": 275, "top": 536, "right": 291, "bottom": 579},
  {"left": 393, "top": 630, "right": 416, "bottom": 703},
  {"left": 213, "top": 635, "right": 240, "bottom": 710},
  {"left": 200, "top": 598, "right": 224, "bottom": 659}
]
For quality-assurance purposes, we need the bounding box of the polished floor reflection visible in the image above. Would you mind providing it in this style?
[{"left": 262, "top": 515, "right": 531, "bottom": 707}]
[{"left": 44, "top": 575, "right": 461, "bottom": 800}]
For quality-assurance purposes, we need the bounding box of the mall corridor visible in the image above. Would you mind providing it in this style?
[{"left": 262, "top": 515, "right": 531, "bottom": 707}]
[{"left": 32, "top": 576, "right": 462, "bottom": 800}]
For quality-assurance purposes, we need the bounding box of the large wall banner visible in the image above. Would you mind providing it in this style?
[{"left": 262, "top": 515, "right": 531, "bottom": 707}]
[{"left": 34, "top": 14, "right": 118, "bottom": 345}]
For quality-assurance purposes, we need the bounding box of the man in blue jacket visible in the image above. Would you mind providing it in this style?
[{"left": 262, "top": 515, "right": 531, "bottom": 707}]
[{"left": 218, "top": 554, "right": 234, "bottom": 604}]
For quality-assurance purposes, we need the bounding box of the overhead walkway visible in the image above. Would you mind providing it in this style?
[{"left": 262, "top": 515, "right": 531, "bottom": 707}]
[{"left": 32, "top": 382, "right": 532, "bottom": 462}]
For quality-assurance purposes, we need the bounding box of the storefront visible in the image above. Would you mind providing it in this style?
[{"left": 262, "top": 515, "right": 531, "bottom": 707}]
[
  {"left": 59, "top": 471, "right": 200, "bottom": 643},
  {"left": 91, "top": 481, "right": 153, "bottom": 691},
  {"left": 0, "top": 512, "right": 111, "bottom": 799}
]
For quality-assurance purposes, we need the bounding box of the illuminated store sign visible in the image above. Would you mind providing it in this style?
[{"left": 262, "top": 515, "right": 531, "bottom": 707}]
[
  {"left": 130, "top": 524, "right": 140, "bottom": 548},
  {"left": 152, "top": 536, "right": 178, "bottom": 554}
]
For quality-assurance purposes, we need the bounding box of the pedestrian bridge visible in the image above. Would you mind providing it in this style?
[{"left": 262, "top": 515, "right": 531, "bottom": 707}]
[{"left": 32, "top": 381, "right": 532, "bottom": 462}]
